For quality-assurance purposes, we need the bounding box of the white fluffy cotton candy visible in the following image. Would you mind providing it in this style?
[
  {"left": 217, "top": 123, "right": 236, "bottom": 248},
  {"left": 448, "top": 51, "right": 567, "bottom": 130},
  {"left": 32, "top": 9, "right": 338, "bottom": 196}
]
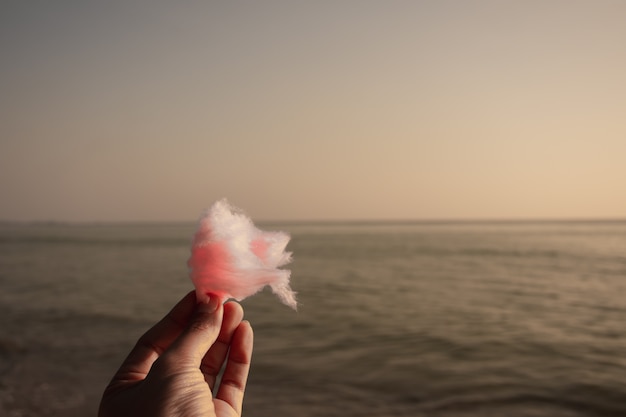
[{"left": 187, "top": 199, "right": 297, "bottom": 309}]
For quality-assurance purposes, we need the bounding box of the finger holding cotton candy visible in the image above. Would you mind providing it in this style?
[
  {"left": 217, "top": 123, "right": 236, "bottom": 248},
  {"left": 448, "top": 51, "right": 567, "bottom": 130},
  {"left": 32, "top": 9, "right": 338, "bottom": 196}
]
[{"left": 187, "top": 199, "right": 297, "bottom": 310}]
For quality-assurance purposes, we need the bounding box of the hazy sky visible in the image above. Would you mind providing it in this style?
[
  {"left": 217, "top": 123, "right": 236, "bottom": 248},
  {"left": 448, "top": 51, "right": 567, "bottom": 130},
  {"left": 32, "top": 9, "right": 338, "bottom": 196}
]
[{"left": 1, "top": 1, "right": 625, "bottom": 222}]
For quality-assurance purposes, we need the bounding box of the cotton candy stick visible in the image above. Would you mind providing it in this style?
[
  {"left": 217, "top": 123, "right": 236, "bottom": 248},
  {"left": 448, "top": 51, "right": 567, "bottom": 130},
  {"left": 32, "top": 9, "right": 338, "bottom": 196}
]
[{"left": 187, "top": 199, "right": 297, "bottom": 309}]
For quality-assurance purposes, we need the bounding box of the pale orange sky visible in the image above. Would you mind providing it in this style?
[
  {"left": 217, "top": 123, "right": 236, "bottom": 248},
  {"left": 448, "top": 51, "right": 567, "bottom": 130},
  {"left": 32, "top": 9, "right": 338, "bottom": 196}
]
[{"left": 1, "top": 1, "right": 625, "bottom": 222}]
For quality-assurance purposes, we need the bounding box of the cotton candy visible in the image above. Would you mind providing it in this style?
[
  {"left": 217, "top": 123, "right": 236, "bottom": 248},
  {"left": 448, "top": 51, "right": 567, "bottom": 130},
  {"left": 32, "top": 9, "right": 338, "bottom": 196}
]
[{"left": 187, "top": 199, "right": 297, "bottom": 309}]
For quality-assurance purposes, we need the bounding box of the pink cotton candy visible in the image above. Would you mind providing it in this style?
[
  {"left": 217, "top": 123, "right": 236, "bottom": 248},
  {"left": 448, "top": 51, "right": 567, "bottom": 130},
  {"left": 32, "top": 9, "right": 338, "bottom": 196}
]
[{"left": 187, "top": 199, "right": 297, "bottom": 309}]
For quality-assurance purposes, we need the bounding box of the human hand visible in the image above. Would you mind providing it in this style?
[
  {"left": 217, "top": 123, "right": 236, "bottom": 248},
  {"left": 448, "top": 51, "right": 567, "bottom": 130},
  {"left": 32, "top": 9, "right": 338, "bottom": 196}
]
[{"left": 99, "top": 291, "right": 253, "bottom": 417}]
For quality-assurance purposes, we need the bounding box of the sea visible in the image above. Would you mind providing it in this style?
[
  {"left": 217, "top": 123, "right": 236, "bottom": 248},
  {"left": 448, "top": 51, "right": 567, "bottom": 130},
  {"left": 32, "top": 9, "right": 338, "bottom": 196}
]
[{"left": 0, "top": 220, "right": 625, "bottom": 417}]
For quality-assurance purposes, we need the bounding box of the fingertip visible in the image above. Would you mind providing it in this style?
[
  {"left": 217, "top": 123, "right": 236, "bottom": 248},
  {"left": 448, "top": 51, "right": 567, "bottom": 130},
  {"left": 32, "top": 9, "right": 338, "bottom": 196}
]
[
  {"left": 223, "top": 300, "right": 244, "bottom": 320},
  {"left": 197, "top": 292, "right": 221, "bottom": 314},
  {"left": 190, "top": 295, "right": 223, "bottom": 333},
  {"left": 235, "top": 320, "right": 254, "bottom": 349}
]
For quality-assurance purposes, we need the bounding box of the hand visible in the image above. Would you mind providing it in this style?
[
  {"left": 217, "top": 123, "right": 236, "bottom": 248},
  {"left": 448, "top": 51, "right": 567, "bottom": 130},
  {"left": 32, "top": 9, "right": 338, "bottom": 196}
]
[{"left": 99, "top": 291, "right": 254, "bottom": 417}]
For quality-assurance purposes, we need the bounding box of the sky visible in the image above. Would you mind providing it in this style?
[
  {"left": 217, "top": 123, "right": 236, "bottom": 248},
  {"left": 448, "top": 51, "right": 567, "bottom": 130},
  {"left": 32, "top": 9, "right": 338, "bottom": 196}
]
[{"left": 1, "top": 0, "right": 625, "bottom": 222}]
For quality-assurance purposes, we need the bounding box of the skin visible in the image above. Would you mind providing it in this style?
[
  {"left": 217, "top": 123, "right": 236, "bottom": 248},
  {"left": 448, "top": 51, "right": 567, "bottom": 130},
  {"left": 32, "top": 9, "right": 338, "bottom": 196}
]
[{"left": 99, "top": 291, "right": 254, "bottom": 417}]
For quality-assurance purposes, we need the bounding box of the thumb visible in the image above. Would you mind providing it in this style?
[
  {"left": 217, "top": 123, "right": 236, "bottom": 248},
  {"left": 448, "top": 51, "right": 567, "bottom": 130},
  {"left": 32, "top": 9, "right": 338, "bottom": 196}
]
[{"left": 164, "top": 294, "right": 223, "bottom": 366}]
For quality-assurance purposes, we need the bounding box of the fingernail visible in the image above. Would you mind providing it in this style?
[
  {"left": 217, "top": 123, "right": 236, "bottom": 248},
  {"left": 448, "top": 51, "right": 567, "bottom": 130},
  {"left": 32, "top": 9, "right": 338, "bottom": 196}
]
[{"left": 198, "top": 293, "right": 220, "bottom": 313}]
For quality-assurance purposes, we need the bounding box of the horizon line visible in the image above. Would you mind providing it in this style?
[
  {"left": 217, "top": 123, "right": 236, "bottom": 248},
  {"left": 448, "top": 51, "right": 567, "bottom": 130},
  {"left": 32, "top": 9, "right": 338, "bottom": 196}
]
[{"left": 1, "top": 216, "right": 625, "bottom": 226}]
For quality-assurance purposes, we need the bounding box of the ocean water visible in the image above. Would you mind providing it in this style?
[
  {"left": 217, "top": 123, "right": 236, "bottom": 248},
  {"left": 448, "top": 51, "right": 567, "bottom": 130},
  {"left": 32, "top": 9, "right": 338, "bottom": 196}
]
[{"left": 0, "top": 220, "right": 625, "bottom": 416}]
